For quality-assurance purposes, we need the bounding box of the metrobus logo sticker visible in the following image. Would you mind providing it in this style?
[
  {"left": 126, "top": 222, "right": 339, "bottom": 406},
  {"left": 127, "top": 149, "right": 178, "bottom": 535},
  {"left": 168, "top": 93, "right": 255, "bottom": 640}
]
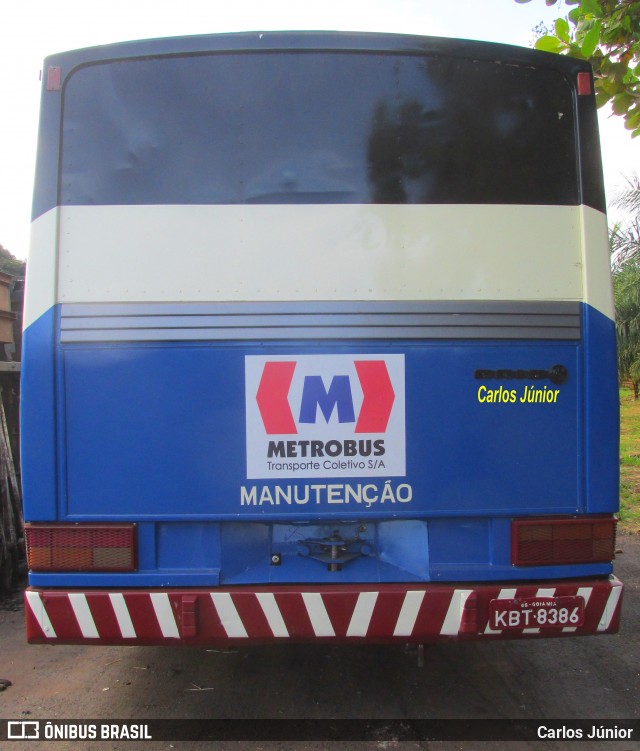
[{"left": 245, "top": 354, "right": 406, "bottom": 479}]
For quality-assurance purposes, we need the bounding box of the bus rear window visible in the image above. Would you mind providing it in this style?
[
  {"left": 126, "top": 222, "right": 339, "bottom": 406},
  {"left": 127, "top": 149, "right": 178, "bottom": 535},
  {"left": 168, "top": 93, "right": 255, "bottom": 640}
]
[{"left": 61, "top": 52, "right": 578, "bottom": 207}]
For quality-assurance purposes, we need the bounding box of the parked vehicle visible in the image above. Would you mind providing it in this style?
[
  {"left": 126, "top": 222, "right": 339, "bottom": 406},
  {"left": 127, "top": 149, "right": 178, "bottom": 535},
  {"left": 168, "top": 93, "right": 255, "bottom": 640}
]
[{"left": 22, "top": 32, "right": 622, "bottom": 645}]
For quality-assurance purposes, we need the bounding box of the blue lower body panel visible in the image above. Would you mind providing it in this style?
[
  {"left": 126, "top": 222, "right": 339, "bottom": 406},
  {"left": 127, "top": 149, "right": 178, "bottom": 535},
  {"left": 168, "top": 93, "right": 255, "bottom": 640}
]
[{"left": 21, "top": 303, "right": 619, "bottom": 588}]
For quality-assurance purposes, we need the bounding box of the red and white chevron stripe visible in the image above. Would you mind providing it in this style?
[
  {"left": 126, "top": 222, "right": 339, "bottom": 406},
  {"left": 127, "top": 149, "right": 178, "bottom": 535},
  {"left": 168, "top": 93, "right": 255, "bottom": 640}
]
[{"left": 25, "top": 578, "right": 623, "bottom": 646}]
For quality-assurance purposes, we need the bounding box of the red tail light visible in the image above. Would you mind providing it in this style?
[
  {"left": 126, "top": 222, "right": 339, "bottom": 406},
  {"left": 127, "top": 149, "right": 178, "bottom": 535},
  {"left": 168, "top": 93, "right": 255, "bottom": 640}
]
[
  {"left": 512, "top": 517, "right": 616, "bottom": 567},
  {"left": 25, "top": 524, "right": 136, "bottom": 572}
]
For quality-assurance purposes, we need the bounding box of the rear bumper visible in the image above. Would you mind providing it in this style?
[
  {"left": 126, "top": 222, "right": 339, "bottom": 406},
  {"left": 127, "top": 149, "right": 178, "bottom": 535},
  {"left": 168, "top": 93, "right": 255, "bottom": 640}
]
[{"left": 25, "top": 576, "right": 623, "bottom": 646}]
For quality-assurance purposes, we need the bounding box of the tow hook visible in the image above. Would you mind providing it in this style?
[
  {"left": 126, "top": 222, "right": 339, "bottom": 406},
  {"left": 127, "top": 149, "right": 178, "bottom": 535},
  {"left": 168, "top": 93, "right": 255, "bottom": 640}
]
[{"left": 297, "top": 530, "right": 373, "bottom": 572}]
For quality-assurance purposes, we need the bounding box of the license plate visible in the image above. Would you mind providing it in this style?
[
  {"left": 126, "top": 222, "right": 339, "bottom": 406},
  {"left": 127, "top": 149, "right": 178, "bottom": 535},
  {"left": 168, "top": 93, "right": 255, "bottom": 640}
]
[{"left": 489, "top": 596, "right": 584, "bottom": 630}]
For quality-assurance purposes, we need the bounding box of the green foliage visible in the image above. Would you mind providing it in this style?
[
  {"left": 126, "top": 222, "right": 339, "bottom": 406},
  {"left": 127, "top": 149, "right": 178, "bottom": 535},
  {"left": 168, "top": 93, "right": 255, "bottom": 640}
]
[
  {"left": 618, "top": 386, "right": 640, "bottom": 531},
  {"left": 0, "top": 245, "right": 25, "bottom": 278},
  {"left": 614, "top": 262, "right": 640, "bottom": 395},
  {"left": 611, "top": 218, "right": 640, "bottom": 267},
  {"left": 610, "top": 174, "right": 640, "bottom": 267},
  {"left": 517, "top": 0, "right": 640, "bottom": 136}
]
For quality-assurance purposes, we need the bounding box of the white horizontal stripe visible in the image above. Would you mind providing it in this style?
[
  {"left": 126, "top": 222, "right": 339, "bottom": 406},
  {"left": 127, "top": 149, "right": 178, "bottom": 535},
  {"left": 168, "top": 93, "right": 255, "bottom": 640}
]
[
  {"left": 44, "top": 204, "right": 602, "bottom": 314},
  {"left": 25, "top": 204, "right": 614, "bottom": 333},
  {"left": 109, "top": 593, "right": 136, "bottom": 639},
  {"left": 346, "top": 591, "right": 378, "bottom": 637},
  {"left": 24, "top": 208, "right": 58, "bottom": 331},
  {"left": 484, "top": 588, "right": 517, "bottom": 635},
  {"left": 441, "top": 590, "right": 474, "bottom": 636},
  {"left": 210, "top": 593, "right": 248, "bottom": 638},
  {"left": 301, "top": 593, "right": 335, "bottom": 637},
  {"left": 581, "top": 205, "right": 615, "bottom": 321},
  {"left": 523, "top": 588, "right": 556, "bottom": 634},
  {"left": 256, "top": 593, "right": 289, "bottom": 638},
  {"left": 68, "top": 593, "right": 99, "bottom": 639},
  {"left": 597, "top": 584, "right": 623, "bottom": 632},
  {"left": 393, "top": 590, "right": 425, "bottom": 637},
  {"left": 25, "top": 591, "right": 57, "bottom": 638},
  {"left": 150, "top": 593, "right": 180, "bottom": 639}
]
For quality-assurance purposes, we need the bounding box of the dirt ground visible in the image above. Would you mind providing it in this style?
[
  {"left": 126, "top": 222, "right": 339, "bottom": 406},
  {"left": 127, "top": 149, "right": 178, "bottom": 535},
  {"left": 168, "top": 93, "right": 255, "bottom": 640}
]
[{"left": 0, "top": 534, "right": 639, "bottom": 751}]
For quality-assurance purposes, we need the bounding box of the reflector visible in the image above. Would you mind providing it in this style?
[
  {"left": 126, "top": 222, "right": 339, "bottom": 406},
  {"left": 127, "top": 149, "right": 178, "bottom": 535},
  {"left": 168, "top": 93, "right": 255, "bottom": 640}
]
[
  {"left": 25, "top": 524, "right": 136, "bottom": 572},
  {"left": 511, "top": 517, "right": 616, "bottom": 567}
]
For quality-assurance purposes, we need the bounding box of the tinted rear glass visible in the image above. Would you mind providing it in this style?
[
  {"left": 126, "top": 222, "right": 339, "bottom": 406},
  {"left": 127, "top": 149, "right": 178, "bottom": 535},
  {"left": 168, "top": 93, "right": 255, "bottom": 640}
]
[{"left": 61, "top": 52, "right": 578, "bottom": 206}]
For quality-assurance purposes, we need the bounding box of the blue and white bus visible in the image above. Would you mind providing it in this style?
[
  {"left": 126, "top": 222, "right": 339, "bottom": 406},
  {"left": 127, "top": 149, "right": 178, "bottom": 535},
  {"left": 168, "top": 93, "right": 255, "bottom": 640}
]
[{"left": 22, "top": 31, "right": 622, "bottom": 645}]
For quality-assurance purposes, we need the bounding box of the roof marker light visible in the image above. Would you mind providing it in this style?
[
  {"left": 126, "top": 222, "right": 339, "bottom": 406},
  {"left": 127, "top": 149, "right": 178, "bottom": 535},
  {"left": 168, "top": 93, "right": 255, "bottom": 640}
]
[
  {"left": 47, "top": 66, "right": 61, "bottom": 92},
  {"left": 577, "top": 71, "right": 592, "bottom": 96}
]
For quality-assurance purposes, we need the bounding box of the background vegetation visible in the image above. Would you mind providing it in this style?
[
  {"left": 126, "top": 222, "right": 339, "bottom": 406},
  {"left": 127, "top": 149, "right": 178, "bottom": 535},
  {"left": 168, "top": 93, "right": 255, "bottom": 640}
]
[
  {"left": 619, "top": 386, "right": 640, "bottom": 531},
  {"left": 0, "top": 245, "right": 25, "bottom": 278}
]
